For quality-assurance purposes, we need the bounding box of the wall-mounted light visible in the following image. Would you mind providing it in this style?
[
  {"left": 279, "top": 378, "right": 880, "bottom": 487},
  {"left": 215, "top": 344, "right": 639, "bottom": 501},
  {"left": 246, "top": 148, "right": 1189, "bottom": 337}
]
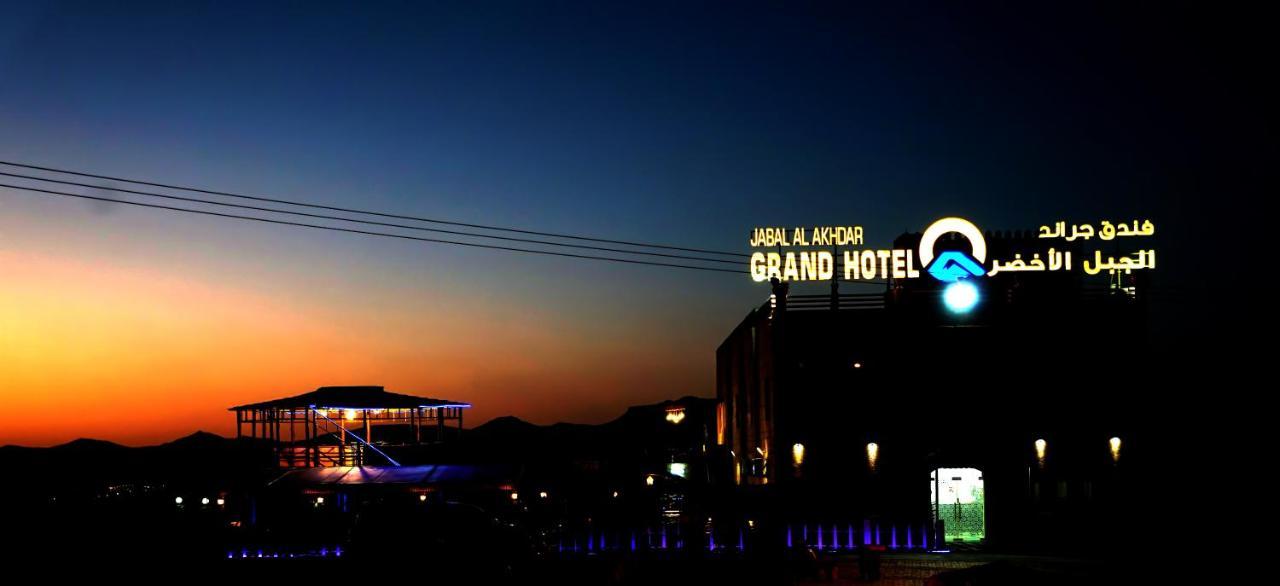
[
  {"left": 866, "top": 442, "right": 879, "bottom": 472},
  {"left": 1109, "top": 436, "right": 1121, "bottom": 463},
  {"left": 943, "top": 281, "right": 980, "bottom": 314},
  {"left": 1035, "top": 438, "right": 1047, "bottom": 468},
  {"left": 646, "top": 474, "right": 656, "bottom": 487},
  {"left": 792, "top": 443, "right": 806, "bottom": 467},
  {"left": 510, "top": 492, "right": 519, "bottom": 501}
]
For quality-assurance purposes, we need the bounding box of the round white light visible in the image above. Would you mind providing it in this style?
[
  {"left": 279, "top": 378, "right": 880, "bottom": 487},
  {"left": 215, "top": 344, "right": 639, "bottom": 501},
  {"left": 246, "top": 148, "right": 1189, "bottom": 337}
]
[
  {"left": 201, "top": 497, "right": 210, "bottom": 505},
  {"left": 943, "top": 281, "right": 980, "bottom": 314},
  {"left": 174, "top": 496, "right": 183, "bottom": 505}
]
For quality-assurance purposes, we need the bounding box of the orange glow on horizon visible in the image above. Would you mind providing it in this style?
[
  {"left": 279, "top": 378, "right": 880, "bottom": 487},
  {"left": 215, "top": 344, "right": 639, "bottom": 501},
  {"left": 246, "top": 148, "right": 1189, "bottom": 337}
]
[{"left": 0, "top": 248, "right": 714, "bottom": 446}]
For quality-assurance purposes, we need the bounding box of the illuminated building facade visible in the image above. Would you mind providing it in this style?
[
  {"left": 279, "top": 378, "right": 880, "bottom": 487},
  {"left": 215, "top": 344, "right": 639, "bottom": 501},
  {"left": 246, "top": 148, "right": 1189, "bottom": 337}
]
[
  {"left": 231, "top": 386, "right": 470, "bottom": 468},
  {"left": 716, "top": 230, "right": 1149, "bottom": 550}
]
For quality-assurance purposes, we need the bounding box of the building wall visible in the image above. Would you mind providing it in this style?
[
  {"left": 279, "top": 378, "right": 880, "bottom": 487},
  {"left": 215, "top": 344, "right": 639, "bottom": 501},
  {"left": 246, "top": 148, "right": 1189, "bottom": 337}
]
[{"left": 715, "top": 260, "right": 1151, "bottom": 551}]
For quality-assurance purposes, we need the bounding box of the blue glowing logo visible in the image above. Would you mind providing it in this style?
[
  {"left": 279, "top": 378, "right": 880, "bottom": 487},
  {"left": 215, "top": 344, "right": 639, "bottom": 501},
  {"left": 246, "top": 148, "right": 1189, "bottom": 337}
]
[{"left": 927, "top": 251, "right": 985, "bottom": 283}]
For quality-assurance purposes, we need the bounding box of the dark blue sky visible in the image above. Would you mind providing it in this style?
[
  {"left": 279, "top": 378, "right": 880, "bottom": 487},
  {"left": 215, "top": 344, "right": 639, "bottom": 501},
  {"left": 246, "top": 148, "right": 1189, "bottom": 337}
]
[{"left": 0, "top": 2, "right": 1269, "bottom": 441}]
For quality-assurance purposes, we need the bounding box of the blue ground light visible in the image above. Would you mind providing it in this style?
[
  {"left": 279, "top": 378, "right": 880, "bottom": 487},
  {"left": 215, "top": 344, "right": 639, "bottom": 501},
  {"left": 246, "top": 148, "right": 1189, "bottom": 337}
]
[{"left": 943, "top": 281, "right": 980, "bottom": 314}]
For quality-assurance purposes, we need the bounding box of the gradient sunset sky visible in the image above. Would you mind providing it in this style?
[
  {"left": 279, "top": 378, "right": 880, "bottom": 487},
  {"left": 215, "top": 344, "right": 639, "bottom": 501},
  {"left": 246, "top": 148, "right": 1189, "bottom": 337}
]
[{"left": 1, "top": 3, "right": 1263, "bottom": 445}]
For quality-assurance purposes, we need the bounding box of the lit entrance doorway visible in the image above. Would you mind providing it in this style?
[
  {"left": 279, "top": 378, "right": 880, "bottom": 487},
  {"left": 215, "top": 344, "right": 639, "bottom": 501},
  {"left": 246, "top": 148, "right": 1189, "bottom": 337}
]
[{"left": 931, "top": 468, "right": 985, "bottom": 543}]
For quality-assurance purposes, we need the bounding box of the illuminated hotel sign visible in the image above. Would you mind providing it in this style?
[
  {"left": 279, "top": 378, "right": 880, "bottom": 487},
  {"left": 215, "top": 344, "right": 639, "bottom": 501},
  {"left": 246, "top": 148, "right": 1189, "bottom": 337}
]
[{"left": 748, "top": 217, "right": 1155, "bottom": 282}]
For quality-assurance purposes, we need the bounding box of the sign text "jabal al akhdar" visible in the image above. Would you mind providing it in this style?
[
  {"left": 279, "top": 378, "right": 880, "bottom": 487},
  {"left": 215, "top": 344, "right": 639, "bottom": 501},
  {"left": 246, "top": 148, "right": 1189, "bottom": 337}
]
[{"left": 749, "top": 226, "right": 864, "bottom": 248}]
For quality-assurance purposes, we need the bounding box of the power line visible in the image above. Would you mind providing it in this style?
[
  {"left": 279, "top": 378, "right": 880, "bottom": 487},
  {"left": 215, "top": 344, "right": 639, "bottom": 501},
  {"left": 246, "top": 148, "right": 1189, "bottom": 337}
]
[
  {"left": 0, "top": 160, "right": 749, "bottom": 258},
  {"left": 0, "top": 170, "right": 740, "bottom": 266},
  {"left": 2, "top": 181, "right": 895, "bottom": 285},
  {"left": 0, "top": 182, "right": 746, "bottom": 274}
]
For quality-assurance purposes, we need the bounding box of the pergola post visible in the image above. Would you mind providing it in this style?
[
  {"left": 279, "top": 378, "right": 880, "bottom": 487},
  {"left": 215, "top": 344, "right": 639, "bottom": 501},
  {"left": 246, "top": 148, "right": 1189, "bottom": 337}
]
[{"left": 413, "top": 408, "right": 422, "bottom": 444}]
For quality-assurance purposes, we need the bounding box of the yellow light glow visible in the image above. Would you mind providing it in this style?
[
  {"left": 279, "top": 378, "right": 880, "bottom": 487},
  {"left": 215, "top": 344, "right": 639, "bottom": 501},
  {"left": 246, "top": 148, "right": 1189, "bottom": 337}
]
[
  {"left": 1035, "top": 438, "right": 1047, "bottom": 466},
  {"left": 791, "top": 443, "right": 805, "bottom": 467},
  {"left": 665, "top": 407, "right": 686, "bottom": 424},
  {"left": 216, "top": 498, "right": 225, "bottom": 506},
  {"left": 1109, "top": 436, "right": 1121, "bottom": 462},
  {"left": 866, "top": 442, "right": 879, "bottom": 471},
  {"left": 646, "top": 474, "right": 655, "bottom": 486},
  {"left": 419, "top": 494, "right": 427, "bottom": 502},
  {"left": 510, "top": 492, "right": 519, "bottom": 501},
  {"left": 539, "top": 491, "right": 548, "bottom": 499},
  {"left": 852, "top": 362, "right": 862, "bottom": 369},
  {"left": 344, "top": 409, "right": 357, "bottom": 421},
  {"left": 315, "top": 496, "right": 324, "bottom": 504},
  {"left": 716, "top": 403, "right": 726, "bottom": 445}
]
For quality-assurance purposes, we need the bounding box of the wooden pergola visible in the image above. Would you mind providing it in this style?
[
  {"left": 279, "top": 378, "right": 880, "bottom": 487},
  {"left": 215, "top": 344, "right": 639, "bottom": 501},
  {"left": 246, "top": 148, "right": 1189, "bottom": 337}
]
[{"left": 230, "top": 386, "right": 469, "bottom": 468}]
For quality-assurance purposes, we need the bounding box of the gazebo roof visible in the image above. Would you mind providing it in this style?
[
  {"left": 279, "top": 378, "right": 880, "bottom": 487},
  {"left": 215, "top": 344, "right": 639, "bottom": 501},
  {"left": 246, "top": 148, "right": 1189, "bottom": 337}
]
[{"left": 230, "top": 386, "right": 470, "bottom": 411}]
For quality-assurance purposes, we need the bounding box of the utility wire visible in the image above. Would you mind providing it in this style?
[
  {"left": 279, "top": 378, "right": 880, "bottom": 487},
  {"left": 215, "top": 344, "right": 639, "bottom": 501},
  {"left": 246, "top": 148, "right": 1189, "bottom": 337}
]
[
  {"left": 0, "top": 182, "right": 746, "bottom": 274},
  {"left": 2, "top": 181, "right": 894, "bottom": 285},
  {"left": 0, "top": 170, "right": 739, "bottom": 266},
  {"left": 0, "top": 160, "right": 748, "bottom": 258}
]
